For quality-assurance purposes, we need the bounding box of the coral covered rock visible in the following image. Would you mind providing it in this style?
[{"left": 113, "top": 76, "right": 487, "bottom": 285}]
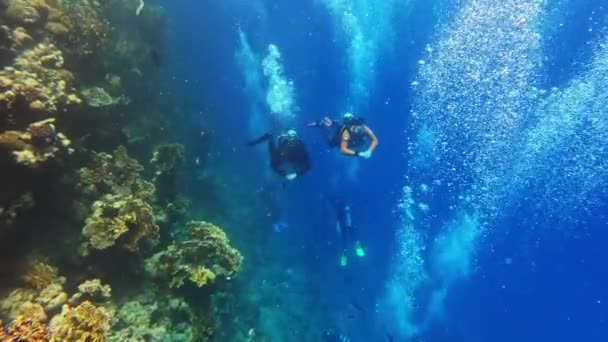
[
  {"left": 82, "top": 193, "right": 159, "bottom": 251},
  {"left": 50, "top": 301, "right": 112, "bottom": 342},
  {"left": 0, "top": 118, "right": 73, "bottom": 167},
  {"left": 146, "top": 221, "right": 243, "bottom": 288},
  {"left": 0, "top": 42, "right": 81, "bottom": 115}
]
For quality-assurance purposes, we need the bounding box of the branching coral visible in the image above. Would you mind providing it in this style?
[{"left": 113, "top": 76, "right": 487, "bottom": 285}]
[
  {"left": 146, "top": 221, "right": 243, "bottom": 288},
  {"left": 0, "top": 42, "right": 81, "bottom": 115},
  {"left": 0, "top": 118, "right": 73, "bottom": 167},
  {"left": 50, "top": 301, "right": 112, "bottom": 342},
  {"left": 82, "top": 193, "right": 159, "bottom": 251}
]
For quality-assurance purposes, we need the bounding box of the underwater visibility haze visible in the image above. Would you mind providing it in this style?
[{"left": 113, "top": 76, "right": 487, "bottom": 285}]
[{"left": 0, "top": 0, "right": 607, "bottom": 341}]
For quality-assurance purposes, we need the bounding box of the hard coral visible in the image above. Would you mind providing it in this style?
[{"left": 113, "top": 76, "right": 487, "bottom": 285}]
[
  {"left": 3, "top": 315, "right": 52, "bottom": 341},
  {"left": 146, "top": 221, "right": 243, "bottom": 289},
  {"left": 0, "top": 118, "right": 73, "bottom": 167},
  {"left": 82, "top": 193, "right": 159, "bottom": 251},
  {"left": 50, "top": 301, "right": 112, "bottom": 342},
  {"left": 21, "top": 260, "right": 60, "bottom": 290},
  {"left": 77, "top": 146, "right": 145, "bottom": 198},
  {"left": 68, "top": 279, "right": 111, "bottom": 306},
  {"left": 3, "top": 0, "right": 49, "bottom": 26},
  {"left": 46, "top": 0, "right": 109, "bottom": 57},
  {"left": 0, "top": 43, "right": 81, "bottom": 115}
]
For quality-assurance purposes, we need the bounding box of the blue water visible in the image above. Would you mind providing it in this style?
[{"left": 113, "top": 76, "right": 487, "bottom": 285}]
[{"left": 160, "top": 0, "right": 608, "bottom": 340}]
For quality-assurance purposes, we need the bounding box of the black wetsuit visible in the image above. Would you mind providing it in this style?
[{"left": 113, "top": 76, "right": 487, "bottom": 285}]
[
  {"left": 270, "top": 134, "right": 310, "bottom": 177},
  {"left": 249, "top": 133, "right": 311, "bottom": 177}
]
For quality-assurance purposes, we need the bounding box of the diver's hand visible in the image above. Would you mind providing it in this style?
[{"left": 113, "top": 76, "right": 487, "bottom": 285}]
[
  {"left": 286, "top": 173, "right": 297, "bottom": 181},
  {"left": 358, "top": 150, "right": 372, "bottom": 159}
]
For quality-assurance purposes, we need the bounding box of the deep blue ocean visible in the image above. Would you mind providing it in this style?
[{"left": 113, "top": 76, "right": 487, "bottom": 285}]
[{"left": 157, "top": 0, "right": 608, "bottom": 341}]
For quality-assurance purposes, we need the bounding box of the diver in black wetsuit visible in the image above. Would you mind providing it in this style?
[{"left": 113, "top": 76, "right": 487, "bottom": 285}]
[
  {"left": 248, "top": 130, "right": 311, "bottom": 181},
  {"left": 333, "top": 197, "right": 366, "bottom": 267}
]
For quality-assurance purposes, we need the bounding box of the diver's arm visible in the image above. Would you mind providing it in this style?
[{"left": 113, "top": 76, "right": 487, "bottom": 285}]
[
  {"left": 340, "top": 131, "right": 358, "bottom": 156},
  {"left": 363, "top": 125, "right": 378, "bottom": 152}
]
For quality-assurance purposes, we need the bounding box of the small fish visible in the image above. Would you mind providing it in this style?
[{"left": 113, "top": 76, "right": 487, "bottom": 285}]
[{"left": 194, "top": 157, "right": 200, "bottom": 166}]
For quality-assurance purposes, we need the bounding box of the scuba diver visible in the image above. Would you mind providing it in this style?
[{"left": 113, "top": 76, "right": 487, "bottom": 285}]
[
  {"left": 308, "top": 112, "right": 378, "bottom": 159},
  {"left": 247, "top": 130, "right": 311, "bottom": 181},
  {"left": 333, "top": 197, "right": 365, "bottom": 267}
]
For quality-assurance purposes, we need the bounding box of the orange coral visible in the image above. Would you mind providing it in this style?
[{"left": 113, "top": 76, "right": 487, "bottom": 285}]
[
  {"left": 3, "top": 315, "right": 52, "bottom": 341},
  {"left": 51, "top": 301, "right": 112, "bottom": 342},
  {"left": 21, "top": 261, "right": 59, "bottom": 290}
]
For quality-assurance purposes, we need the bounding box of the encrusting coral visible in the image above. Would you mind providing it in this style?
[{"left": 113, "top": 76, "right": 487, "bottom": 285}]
[
  {"left": 146, "top": 221, "right": 243, "bottom": 288},
  {"left": 50, "top": 301, "right": 113, "bottom": 342},
  {"left": 0, "top": 42, "right": 81, "bottom": 115}
]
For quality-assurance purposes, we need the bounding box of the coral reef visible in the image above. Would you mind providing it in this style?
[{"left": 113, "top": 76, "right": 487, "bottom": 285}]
[
  {"left": 146, "top": 221, "right": 243, "bottom": 288},
  {"left": 0, "top": 42, "right": 81, "bottom": 115},
  {"left": 2, "top": 315, "right": 52, "bottom": 341},
  {"left": 0, "top": 118, "right": 72, "bottom": 167},
  {"left": 81, "top": 86, "right": 130, "bottom": 107},
  {"left": 82, "top": 193, "right": 159, "bottom": 252},
  {"left": 50, "top": 301, "right": 113, "bottom": 341},
  {"left": 20, "top": 260, "right": 62, "bottom": 290},
  {"left": 77, "top": 146, "right": 146, "bottom": 198},
  {"left": 151, "top": 143, "right": 184, "bottom": 176}
]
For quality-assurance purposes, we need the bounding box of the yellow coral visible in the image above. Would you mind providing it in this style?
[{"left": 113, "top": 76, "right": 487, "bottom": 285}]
[
  {"left": 188, "top": 266, "right": 216, "bottom": 288},
  {"left": 51, "top": 301, "right": 112, "bottom": 342}
]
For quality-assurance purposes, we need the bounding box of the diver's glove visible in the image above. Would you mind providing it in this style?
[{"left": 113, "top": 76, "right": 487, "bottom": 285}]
[
  {"left": 357, "top": 150, "right": 372, "bottom": 159},
  {"left": 286, "top": 173, "right": 297, "bottom": 180}
]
